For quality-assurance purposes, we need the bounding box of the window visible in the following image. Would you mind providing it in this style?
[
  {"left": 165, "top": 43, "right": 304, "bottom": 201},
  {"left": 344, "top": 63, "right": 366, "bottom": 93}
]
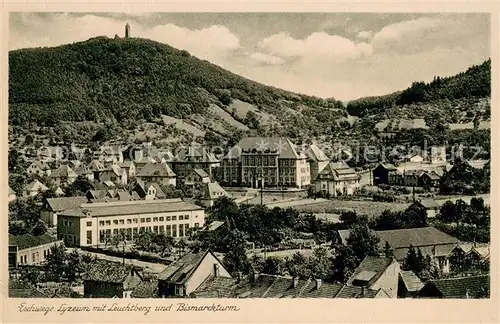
[
  {"left": 153, "top": 226, "right": 158, "bottom": 233},
  {"left": 184, "top": 215, "right": 189, "bottom": 220},
  {"left": 153, "top": 217, "right": 159, "bottom": 222},
  {"left": 133, "top": 219, "right": 138, "bottom": 223},
  {"left": 166, "top": 225, "right": 171, "bottom": 236},
  {"left": 87, "top": 230, "right": 92, "bottom": 245},
  {"left": 32, "top": 253, "right": 35, "bottom": 263},
  {"left": 99, "top": 230, "right": 106, "bottom": 243},
  {"left": 140, "top": 218, "right": 145, "bottom": 223},
  {"left": 105, "top": 220, "right": 111, "bottom": 226},
  {"left": 159, "top": 226, "right": 165, "bottom": 233},
  {"left": 172, "top": 224, "right": 177, "bottom": 237},
  {"left": 179, "top": 215, "right": 183, "bottom": 221},
  {"left": 179, "top": 225, "right": 184, "bottom": 237},
  {"left": 159, "top": 217, "right": 164, "bottom": 222},
  {"left": 113, "top": 220, "right": 119, "bottom": 225},
  {"left": 99, "top": 221, "right": 105, "bottom": 226},
  {"left": 127, "top": 219, "right": 132, "bottom": 224},
  {"left": 119, "top": 219, "right": 124, "bottom": 225},
  {"left": 69, "top": 221, "right": 72, "bottom": 227},
  {"left": 166, "top": 216, "right": 171, "bottom": 221},
  {"left": 133, "top": 228, "right": 138, "bottom": 235},
  {"left": 113, "top": 229, "right": 118, "bottom": 235},
  {"left": 63, "top": 220, "right": 67, "bottom": 227},
  {"left": 172, "top": 216, "right": 177, "bottom": 221},
  {"left": 86, "top": 221, "right": 92, "bottom": 227},
  {"left": 146, "top": 218, "right": 151, "bottom": 223}
]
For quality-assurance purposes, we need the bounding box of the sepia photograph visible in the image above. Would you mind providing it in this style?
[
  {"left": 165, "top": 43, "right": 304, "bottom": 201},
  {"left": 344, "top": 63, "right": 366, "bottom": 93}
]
[{"left": 6, "top": 10, "right": 492, "bottom": 304}]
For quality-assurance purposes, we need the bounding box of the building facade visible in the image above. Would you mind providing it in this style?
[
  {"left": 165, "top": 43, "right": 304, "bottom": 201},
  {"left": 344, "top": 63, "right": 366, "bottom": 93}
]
[
  {"left": 314, "top": 162, "right": 360, "bottom": 197},
  {"left": 9, "top": 234, "right": 63, "bottom": 267},
  {"left": 57, "top": 198, "right": 205, "bottom": 247}
]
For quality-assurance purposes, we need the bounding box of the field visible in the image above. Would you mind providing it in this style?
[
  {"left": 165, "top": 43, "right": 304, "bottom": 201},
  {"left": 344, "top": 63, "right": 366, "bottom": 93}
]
[
  {"left": 162, "top": 115, "right": 206, "bottom": 137},
  {"left": 209, "top": 104, "right": 249, "bottom": 131},
  {"left": 293, "top": 199, "right": 411, "bottom": 218}
]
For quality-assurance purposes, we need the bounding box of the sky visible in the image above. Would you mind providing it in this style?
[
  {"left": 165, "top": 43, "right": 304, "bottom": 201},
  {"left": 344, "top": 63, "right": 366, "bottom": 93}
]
[{"left": 9, "top": 12, "right": 490, "bottom": 101}]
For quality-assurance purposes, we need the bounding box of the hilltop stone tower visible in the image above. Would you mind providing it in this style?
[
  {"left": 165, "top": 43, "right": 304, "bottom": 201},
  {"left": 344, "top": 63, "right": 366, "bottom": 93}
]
[{"left": 125, "top": 23, "right": 130, "bottom": 38}]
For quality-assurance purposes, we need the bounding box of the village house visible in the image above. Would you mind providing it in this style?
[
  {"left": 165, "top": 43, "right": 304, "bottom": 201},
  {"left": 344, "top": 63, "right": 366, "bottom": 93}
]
[
  {"left": 199, "top": 182, "right": 230, "bottom": 208},
  {"left": 57, "top": 198, "right": 205, "bottom": 247},
  {"left": 87, "top": 160, "right": 106, "bottom": 181},
  {"left": 50, "top": 164, "right": 78, "bottom": 186},
  {"left": 313, "top": 161, "right": 360, "bottom": 197},
  {"left": 118, "top": 161, "right": 136, "bottom": 179},
  {"left": 134, "top": 156, "right": 158, "bottom": 172},
  {"left": 418, "top": 275, "right": 489, "bottom": 298},
  {"left": 184, "top": 169, "right": 211, "bottom": 186},
  {"left": 170, "top": 145, "right": 220, "bottom": 179},
  {"left": 305, "top": 144, "right": 330, "bottom": 183},
  {"left": 73, "top": 164, "right": 94, "bottom": 181},
  {"left": 99, "top": 164, "right": 128, "bottom": 185},
  {"left": 448, "top": 243, "right": 490, "bottom": 273},
  {"left": 41, "top": 196, "right": 89, "bottom": 227},
  {"left": 388, "top": 169, "right": 441, "bottom": 188},
  {"left": 23, "top": 179, "right": 49, "bottom": 198},
  {"left": 8, "top": 187, "right": 17, "bottom": 202},
  {"left": 27, "top": 161, "right": 51, "bottom": 177},
  {"left": 221, "top": 137, "right": 310, "bottom": 189},
  {"left": 136, "top": 162, "right": 176, "bottom": 186},
  {"left": 134, "top": 181, "right": 167, "bottom": 200},
  {"left": 372, "top": 163, "right": 397, "bottom": 186},
  {"left": 158, "top": 250, "right": 232, "bottom": 298},
  {"left": 8, "top": 234, "right": 63, "bottom": 267},
  {"left": 346, "top": 256, "right": 400, "bottom": 298},
  {"left": 405, "top": 153, "right": 425, "bottom": 164},
  {"left": 415, "top": 199, "right": 441, "bottom": 218},
  {"left": 83, "top": 260, "right": 143, "bottom": 298},
  {"left": 376, "top": 227, "right": 460, "bottom": 274}
]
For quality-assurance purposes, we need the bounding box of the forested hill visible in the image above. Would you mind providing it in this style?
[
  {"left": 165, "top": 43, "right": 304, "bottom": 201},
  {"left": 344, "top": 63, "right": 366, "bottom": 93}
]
[
  {"left": 9, "top": 36, "right": 345, "bottom": 139},
  {"left": 346, "top": 59, "right": 491, "bottom": 117}
]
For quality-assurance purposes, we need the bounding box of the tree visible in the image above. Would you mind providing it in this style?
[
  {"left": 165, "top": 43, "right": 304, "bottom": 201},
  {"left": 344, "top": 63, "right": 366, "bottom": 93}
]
[
  {"left": 222, "top": 229, "right": 250, "bottom": 275},
  {"left": 339, "top": 211, "right": 357, "bottom": 227},
  {"left": 402, "top": 245, "right": 419, "bottom": 272},
  {"left": 346, "top": 222, "right": 380, "bottom": 260},
  {"left": 19, "top": 266, "right": 41, "bottom": 286},
  {"left": 64, "top": 176, "right": 94, "bottom": 197},
  {"left": 44, "top": 244, "right": 67, "bottom": 282},
  {"left": 383, "top": 241, "right": 394, "bottom": 258},
  {"left": 134, "top": 231, "right": 153, "bottom": 252},
  {"left": 308, "top": 247, "right": 333, "bottom": 280},
  {"left": 262, "top": 257, "right": 284, "bottom": 275},
  {"left": 332, "top": 245, "right": 360, "bottom": 283},
  {"left": 152, "top": 233, "right": 175, "bottom": 257},
  {"left": 65, "top": 250, "right": 83, "bottom": 282},
  {"left": 284, "top": 252, "right": 311, "bottom": 279}
]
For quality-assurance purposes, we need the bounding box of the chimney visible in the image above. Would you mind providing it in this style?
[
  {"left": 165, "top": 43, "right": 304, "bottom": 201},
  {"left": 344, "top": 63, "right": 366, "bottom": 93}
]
[
  {"left": 315, "top": 278, "right": 322, "bottom": 290},
  {"left": 125, "top": 23, "right": 130, "bottom": 38},
  {"left": 361, "top": 286, "right": 366, "bottom": 298},
  {"left": 293, "top": 277, "right": 299, "bottom": 288},
  {"left": 213, "top": 264, "right": 219, "bottom": 277}
]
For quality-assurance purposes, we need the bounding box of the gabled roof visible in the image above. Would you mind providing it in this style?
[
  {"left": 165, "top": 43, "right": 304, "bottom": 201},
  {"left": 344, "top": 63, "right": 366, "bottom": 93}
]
[
  {"left": 74, "top": 165, "right": 92, "bottom": 175},
  {"left": 30, "top": 161, "right": 50, "bottom": 170},
  {"left": 87, "top": 160, "right": 106, "bottom": 171},
  {"left": 376, "top": 227, "right": 460, "bottom": 250},
  {"left": 334, "top": 285, "right": 381, "bottom": 298},
  {"left": 9, "top": 288, "right": 49, "bottom": 298},
  {"left": 421, "top": 275, "right": 489, "bottom": 298},
  {"left": 224, "top": 137, "right": 301, "bottom": 160},
  {"left": 347, "top": 256, "right": 395, "bottom": 288},
  {"left": 174, "top": 146, "right": 219, "bottom": 163},
  {"left": 131, "top": 279, "right": 158, "bottom": 298},
  {"left": 24, "top": 179, "right": 49, "bottom": 192},
  {"left": 103, "top": 164, "right": 124, "bottom": 176},
  {"left": 9, "top": 234, "right": 61, "bottom": 250},
  {"left": 191, "top": 168, "right": 210, "bottom": 178},
  {"left": 203, "top": 221, "right": 226, "bottom": 232},
  {"left": 50, "top": 165, "right": 78, "bottom": 178},
  {"left": 45, "top": 196, "right": 88, "bottom": 212},
  {"left": 146, "top": 182, "right": 166, "bottom": 199},
  {"left": 83, "top": 260, "right": 136, "bottom": 283},
  {"left": 202, "top": 182, "right": 229, "bottom": 200},
  {"left": 191, "top": 275, "right": 237, "bottom": 298},
  {"left": 318, "top": 162, "right": 359, "bottom": 181},
  {"left": 306, "top": 144, "right": 329, "bottom": 162},
  {"left": 103, "top": 180, "right": 116, "bottom": 188},
  {"left": 399, "top": 270, "right": 425, "bottom": 292},
  {"left": 118, "top": 161, "right": 135, "bottom": 168},
  {"left": 158, "top": 250, "right": 222, "bottom": 283},
  {"left": 136, "top": 162, "right": 175, "bottom": 178}
]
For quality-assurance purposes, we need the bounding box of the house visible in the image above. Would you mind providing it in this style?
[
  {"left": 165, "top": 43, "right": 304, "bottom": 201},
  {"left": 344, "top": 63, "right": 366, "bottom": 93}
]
[
  {"left": 95, "top": 146, "right": 123, "bottom": 164},
  {"left": 118, "top": 161, "right": 136, "bottom": 179},
  {"left": 389, "top": 169, "right": 440, "bottom": 187},
  {"left": 314, "top": 162, "right": 360, "bottom": 197},
  {"left": 372, "top": 163, "right": 397, "bottom": 186},
  {"left": 158, "top": 250, "right": 232, "bottom": 297},
  {"left": 134, "top": 156, "right": 157, "bottom": 172},
  {"left": 87, "top": 160, "right": 106, "bottom": 181},
  {"left": 50, "top": 165, "right": 78, "bottom": 186},
  {"left": 83, "top": 260, "right": 143, "bottom": 298},
  {"left": 122, "top": 145, "right": 143, "bottom": 162},
  {"left": 405, "top": 153, "right": 424, "bottom": 164},
  {"left": 346, "top": 256, "right": 400, "bottom": 298},
  {"left": 102, "top": 180, "right": 116, "bottom": 189},
  {"left": 57, "top": 198, "right": 205, "bottom": 247},
  {"left": 8, "top": 234, "right": 63, "bottom": 267},
  {"left": 376, "top": 227, "right": 460, "bottom": 274},
  {"left": 418, "top": 275, "right": 489, "bottom": 298},
  {"left": 430, "top": 146, "right": 447, "bottom": 164},
  {"left": 170, "top": 144, "right": 220, "bottom": 179},
  {"left": 100, "top": 164, "right": 128, "bottom": 185},
  {"left": 136, "top": 162, "right": 176, "bottom": 186},
  {"left": 419, "top": 171, "right": 441, "bottom": 187},
  {"left": 23, "top": 180, "right": 49, "bottom": 198},
  {"left": 305, "top": 144, "right": 330, "bottom": 183},
  {"left": 73, "top": 165, "right": 94, "bottom": 181},
  {"left": 199, "top": 182, "right": 230, "bottom": 208},
  {"left": 448, "top": 243, "right": 490, "bottom": 273},
  {"left": 398, "top": 270, "right": 425, "bottom": 298},
  {"left": 134, "top": 181, "right": 167, "bottom": 200},
  {"left": 221, "top": 137, "right": 310, "bottom": 188},
  {"left": 27, "top": 161, "right": 51, "bottom": 177},
  {"left": 230, "top": 274, "right": 386, "bottom": 298},
  {"left": 415, "top": 199, "right": 441, "bottom": 218},
  {"left": 41, "top": 196, "right": 88, "bottom": 227},
  {"left": 184, "top": 169, "right": 211, "bottom": 186},
  {"left": 8, "top": 187, "right": 17, "bottom": 202}
]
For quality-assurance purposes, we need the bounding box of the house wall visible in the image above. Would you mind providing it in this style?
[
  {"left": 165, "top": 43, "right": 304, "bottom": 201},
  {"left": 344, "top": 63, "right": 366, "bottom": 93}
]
[
  {"left": 295, "top": 159, "right": 310, "bottom": 188},
  {"left": 16, "top": 240, "right": 64, "bottom": 266},
  {"left": 59, "top": 209, "right": 206, "bottom": 247},
  {"left": 370, "top": 260, "right": 400, "bottom": 298},
  {"left": 40, "top": 210, "right": 56, "bottom": 227},
  {"left": 184, "top": 253, "right": 232, "bottom": 295}
]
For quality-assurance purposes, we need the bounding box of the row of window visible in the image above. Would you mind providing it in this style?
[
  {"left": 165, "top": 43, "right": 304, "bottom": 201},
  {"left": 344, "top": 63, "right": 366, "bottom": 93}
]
[
  {"left": 243, "top": 156, "right": 277, "bottom": 166},
  {"left": 94, "top": 215, "right": 191, "bottom": 227},
  {"left": 18, "top": 249, "right": 51, "bottom": 265}
]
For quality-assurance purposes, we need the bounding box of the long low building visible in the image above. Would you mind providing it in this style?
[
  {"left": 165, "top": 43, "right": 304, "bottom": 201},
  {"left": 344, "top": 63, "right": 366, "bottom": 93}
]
[
  {"left": 9, "top": 234, "right": 63, "bottom": 267},
  {"left": 57, "top": 198, "right": 205, "bottom": 247}
]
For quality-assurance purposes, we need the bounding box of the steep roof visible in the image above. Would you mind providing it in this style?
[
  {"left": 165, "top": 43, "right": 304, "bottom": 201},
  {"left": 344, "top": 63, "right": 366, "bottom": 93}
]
[
  {"left": 306, "top": 144, "right": 329, "bottom": 162},
  {"left": 347, "top": 256, "right": 395, "bottom": 288},
  {"left": 31, "top": 161, "right": 50, "bottom": 170},
  {"left": 87, "top": 160, "right": 106, "bottom": 171},
  {"left": 50, "top": 165, "right": 78, "bottom": 178},
  {"left": 9, "top": 234, "right": 61, "bottom": 250},
  {"left": 191, "top": 168, "right": 210, "bottom": 178},
  {"left": 136, "top": 162, "right": 175, "bottom": 178},
  {"left": 24, "top": 179, "right": 49, "bottom": 192},
  {"left": 191, "top": 275, "right": 237, "bottom": 298},
  {"left": 60, "top": 198, "right": 202, "bottom": 218},
  {"left": 421, "top": 275, "right": 489, "bottom": 298},
  {"left": 9, "top": 186, "right": 16, "bottom": 195},
  {"left": 45, "top": 196, "right": 88, "bottom": 212},
  {"left": 318, "top": 162, "right": 359, "bottom": 181},
  {"left": 158, "top": 250, "right": 217, "bottom": 283},
  {"left": 376, "top": 227, "right": 460, "bottom": 250},
  {"left": 399, "top": 270, "right": 425, "bottom": 293},
  {"left": 335, "top": 285, "right": 382, "bottom": 298},
  {"left": 224, "top": 137, "right": 302, "bottom": 160},
  {"left": 202, "top": 182, "right": 229, "bottom": 200},
  {"left": 9, "top": 288, "right": 49, "bottom": 298},
  {"left": 131, "top": 279, "right": 159, "bottom": 298},
  {"left": 203, "top": 221, "right": 226, "bottom": 232},
  {"left": 83, "top": 260, "right": 136, "bottom": 283}
]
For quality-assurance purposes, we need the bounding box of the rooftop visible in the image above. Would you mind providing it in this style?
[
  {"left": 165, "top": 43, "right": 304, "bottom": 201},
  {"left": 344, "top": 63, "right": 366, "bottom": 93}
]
[
  {"left": 9, "top": 234, "right": 61, "bottom": 250},
  {"left": 136, "top": 162, "right": 176, "bottom": 178},
  {"left": 421, "top": 275, "right": 489, "bottom": 298},
  {"left": 45, "top": 196, "right": 88, "bottom": 212},
  {"left": 224, "top": 137, "right": 302, "bottom": 160},
  {"left": 347, "top": 256, "right": 395, "bottom": 288},
  {"left": 158, "top": 250, "right": 212, "bottom": 283},
  {"left": 50, "top": 165, "right": 78, "bottom": 178},
  {"left": 377, "top": 227, "right": 460, "bottom": 250}
]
